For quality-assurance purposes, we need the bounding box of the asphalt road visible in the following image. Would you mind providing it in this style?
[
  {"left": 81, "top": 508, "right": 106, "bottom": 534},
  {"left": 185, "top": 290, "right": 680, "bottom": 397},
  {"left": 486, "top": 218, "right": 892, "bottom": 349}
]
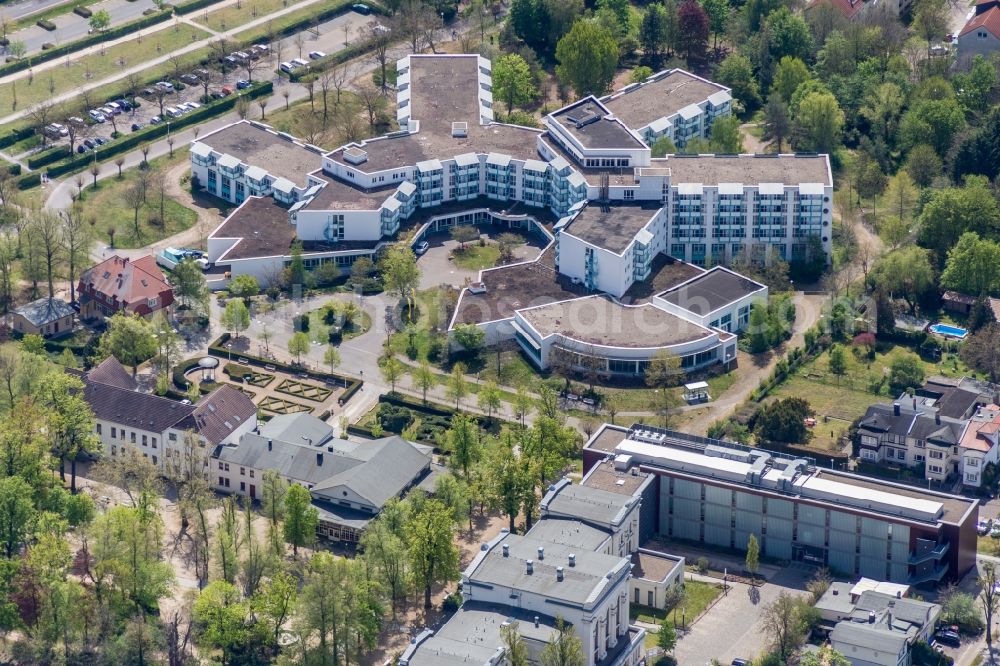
[
  {"left": 0, "top": 0, "right": 75, "bottom": 21},
  {"left": 4, "top": 0, "right": 159, "bottom": 54}
]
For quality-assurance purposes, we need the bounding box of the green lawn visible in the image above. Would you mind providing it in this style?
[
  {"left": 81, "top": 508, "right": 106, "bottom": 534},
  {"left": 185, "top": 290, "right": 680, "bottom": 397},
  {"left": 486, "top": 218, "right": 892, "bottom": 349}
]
[
  {"left": 306, "top": 301, "right": 372, "bottom": 344},
  {"left": 193, "top": 0, "right": 293, "bottom": 31},
  {"left": 452, "top": 244, "right": 500, "bottom": 271},
  {"left": 75, "top": 150, "right": 197, "bottom": 249},
  {"left": 631, "top": 580, "right": 723, "bottom": 629},
  {"left": 231, "top": 1, "right": 339, "bottom": 43},
  {"left": 2, "top": 23, "right": 210, "bottom": 111}
]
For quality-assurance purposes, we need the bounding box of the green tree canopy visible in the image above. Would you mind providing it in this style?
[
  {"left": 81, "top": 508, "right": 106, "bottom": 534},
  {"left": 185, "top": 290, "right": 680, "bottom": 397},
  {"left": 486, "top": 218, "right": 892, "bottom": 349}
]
[
  {"left": 755, "top": 396, "right": 813, "bottom": 443},
  {"left": 771, "top": 56, "right": 811, "bottom": 103},
  {"left": 95, "top": 313, "right": 158, "bottom": 377},
  {"left": 869, "top": 246, "right": 935, "bottom": 315},
  {"left": 716, "top": 53, "right": 761, "bottom": 113},
  {"left": 283, "top": 483, "right": 318, "bottom": 558},
  {"left": 493, "top": 53, "right": 538, "bottom": 115},
  {"left": 941, "top": 232, "right": 1000, "bottom": 296},
  {"left": 793, "top": 91, "right": 844, "bottom": 153},
  {"left": 918, "top": 180, "right": 1000, "bottom": 262},
  {"left": 555, "top": 20, "right": 619, "bottom": 98},
  {"left": 888, "top": 352, "right": 925, "bottom": 394}
]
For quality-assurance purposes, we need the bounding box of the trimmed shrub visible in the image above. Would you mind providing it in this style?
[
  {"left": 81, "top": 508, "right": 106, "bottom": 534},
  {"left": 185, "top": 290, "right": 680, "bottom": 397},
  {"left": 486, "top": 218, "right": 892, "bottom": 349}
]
[
  {"left": 0, "top": 126, "right": 36, "bottom": 150},
  {"left": 28, "top": 146, "right": 71, "bottom": 169},
  {"left": 1, "top": 163, "right": 21, "bottom": 176},
  {"left": 37, "top": 19, "right": 57, "bottom": 30},
  {"left": 338, "top": 380, "right": 362, "bottom": 405},
  {"left": 73, "top": 5, "right": 93, "bottom": 17},
  {"left": 41, "top": 42, "right": 55, "bottom": 50},
  {"left": 18, "top": 173, "right": 41, "bottom": 189},
  {"left": 377, "top": 403, "right": 413, "bottom": 432}
]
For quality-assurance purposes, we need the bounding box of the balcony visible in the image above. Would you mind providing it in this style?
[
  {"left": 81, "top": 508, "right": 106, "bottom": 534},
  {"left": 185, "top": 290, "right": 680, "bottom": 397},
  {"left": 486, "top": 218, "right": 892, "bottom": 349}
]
[{"left": 908, "top": 541, "right": 949, "bottom": 565}]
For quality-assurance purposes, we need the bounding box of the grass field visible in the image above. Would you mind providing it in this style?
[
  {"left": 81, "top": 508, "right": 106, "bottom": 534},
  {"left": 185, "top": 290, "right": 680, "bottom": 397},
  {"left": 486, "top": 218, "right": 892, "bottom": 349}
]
[
  {"left": 2, "top": 23, "right": 209, "bottom": 111},
  {"left": 632, "top": 580, "right": 723, "bottom": 646},
  {"left": 192, "top": 0, "right": 293, "bottom": 32},
  {"left": 231, "top": 2, "right": 332, "bottom": 43},
  {"left": 74, "top": 149, "right": 196, "bottom": 249},
  {"left": 452, "top": 244, "right": 500, "bottom": 270}
]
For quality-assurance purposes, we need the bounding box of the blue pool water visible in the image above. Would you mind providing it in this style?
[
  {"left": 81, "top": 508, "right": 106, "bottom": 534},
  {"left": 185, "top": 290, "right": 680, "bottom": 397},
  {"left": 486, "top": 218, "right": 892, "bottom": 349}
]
[{"left": 929, "top": 323, "right": 969, "bottom": 339}]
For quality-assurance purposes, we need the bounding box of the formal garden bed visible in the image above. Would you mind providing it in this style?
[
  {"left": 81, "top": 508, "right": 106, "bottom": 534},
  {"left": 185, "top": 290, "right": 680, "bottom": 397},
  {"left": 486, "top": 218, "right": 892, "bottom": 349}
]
[
  {"left": 303, "top": 300, "right": 371, "bottom": 344},
  {"left": 258, "top": 396, "right": 312, "bottom": 416},
  {"left": 274, "top": 378, "right": 333, "bottom": 403},
  {"left": 223, "top": 362, "right": 274, "bottom": 388}
]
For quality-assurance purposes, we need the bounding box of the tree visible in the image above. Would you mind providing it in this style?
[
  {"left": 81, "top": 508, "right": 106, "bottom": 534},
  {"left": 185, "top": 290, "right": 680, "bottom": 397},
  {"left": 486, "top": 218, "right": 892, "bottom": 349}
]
[
  {"left": 657, "top": 618, "right": 677, "bottom": 652},
  {"left": 0, "top": 476, "right": 35, "bottom": 558},
  {"left": 900, "top": 98, "right": 965, "bottom": 158},
  {"left": 493, "top": 54, "right": 537, "bottom": 115},
  {"left": 762, "top": 592, "right": 812, "bottom": 662},
  {"left": 755, "top": 396, "right": 812, "bottom": 443},
  {"left": 980, "top": 561, "right": 999, "bottom": 655},
  {"left": 192, "top": 580, "right": 250, "bottom": 666},
  {"left": 828, "top": 344, "right": 847, "bottom": 379},
  {"left": 172, "top": 258, "right": 209, "bottom": 315},
  {"left": 745, "top": 533, "right": 760, "bottom": 582},
  {"left": 941, "top": 589, "right": 985, "bottom": 633},
  {"left": 446, "top": 363, "right": 469, "bottom": 409},
  {"left": 409, "top": 362, "right": 437, "bottom": 404},
  {"left": 555, "top": 21, "right": 619, "bottom": 98},
  {"left": 941, "top": 233, "right": 1000, "bottom": 296},
  {"left": 322, "top": 345, "right": 341, "bottom": 375},
  {"left": 540, "top": 616, "right": 585, "bottom": 666},
  {"left": 763, "top": 95, "right": 791, "bottom": 152},
  {"left": 709, "top": 116, "right": 743, "bottom": 153},
  {"left": 766, "top": 7, "right": 814, "bottom": 62},
  {"left": 702, "top": 0, "right": 728, "bottom": 49},
  {"left": 918, "top": 180, "right": 1000, "bottom": 262},
  {"left": 282, "top": 483, "right": 317, "bottom": 558},
  {"left": 377, "top": 356, "right": 402, "bottom": 394},
  {"left": 960, "top": 324, "right": 1000, "bottom": 382},
  {"left": 869, "top": 247, "right": 935, "bottom": 315},
  {"left": 478, "top": 381, "right": 502, "bottom": 421},
  {"left": 906, "top": 144, "right": 942, "bottom": 188},
  {"left": 407, "top": 498, "right": 460, "bottom": 608},
  {"left": 952, "top": 106, "right": 1000, "bottom": 182},
  {"left": 379, "top": 245, "right": 420, "bottom": 314},
  {"left": 645, "top": 350, "right": 682, "bottom": 428},
  {"left": 677, "top": 0, "right": 709, "bottom": 63},
  {"left": 640, "top": 3, "right": 669, "bottom": 65},
  {"left": 888, "top": 352, "right": 925, "bottom": 394},
  {"left": 260, "top": 470, "right": 286, "bottom": 556},
  {"left": 89, "top": 8, "right": 111, "bottom": 33},
  {"left": 913, "top": 0, "right": 948, "bottom": 53},
  {"left": 221, "top": 299, "right": 250, "bottom": 341},
  {"left": 883, "top": 172, "right": 917, "bottom": 229},
  {"left": 96, "top": 313, "right": 157, "bottom": 377},
  {"left": 651, "top": 136, "right": 677, "bottom": 157},
  {"left": 228, "top": 275, "right": 259, "bottom": 303},
  {"left": 502, "top": 621, "right": 530, "bottom": 666},
  {"left": 288, "top": 331, "right": 310, "bottom": 365},
  {"left": 717, "top": 54, "right": 761, "bottom": 112},
  {"left": 801, "top": 647, "right": 851, "bottom": 666},
  {"left": 29, "top": 210, "right": 62, "bottom": 300},
  {"left": 794, "top": 91, "right": 844, "bottom": 153},
  {"left": 969, "top": 296, "right": 997, "bottom": 333},
  {"left": 771, "top": 57, "right": 810, "bottom": 103}
]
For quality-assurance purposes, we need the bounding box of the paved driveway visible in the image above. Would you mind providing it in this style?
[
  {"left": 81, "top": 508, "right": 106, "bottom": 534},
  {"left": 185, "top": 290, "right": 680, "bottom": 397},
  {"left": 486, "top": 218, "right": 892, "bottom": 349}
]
[{"left": 674, "top": 566, "right": 813, "bottom": 665}]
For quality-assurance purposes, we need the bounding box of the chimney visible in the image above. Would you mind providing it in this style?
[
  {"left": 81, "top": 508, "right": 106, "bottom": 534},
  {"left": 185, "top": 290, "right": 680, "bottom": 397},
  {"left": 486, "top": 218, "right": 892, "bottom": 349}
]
[
  {"left": 267, "top": 439, "right": 272, "bottom": 451},
  {"left": 537, "top": 546, "right": 544, "bottom": 560},
  {"left": 893, "top": 402, "right": 900, "bottom": 416},
  {"left": 557, "top": 566, "right": 564, "bottom": 581},
  {"left": 913, "top": 398, "right": 917, "bottom": 409},
  {"left": 317, "top": 452, "right": 323, "bottom": 466},
  {"left": 502, "top": 544, "right": 509, "bottom": 557},
  {"left": 534, "top": 616, "right": 539, "bottom": 628},
  {"left": 935, "top": 413, "right": 941, "bottom": 425},
  {"left": 569, "top": 553, "right": 576, "bottom": 567},
  {"left": 868, "top": 611, "right": 876, "bottom": 624},
  {"left": 526, "top": 559, "right": 533, "bottom": 575}
]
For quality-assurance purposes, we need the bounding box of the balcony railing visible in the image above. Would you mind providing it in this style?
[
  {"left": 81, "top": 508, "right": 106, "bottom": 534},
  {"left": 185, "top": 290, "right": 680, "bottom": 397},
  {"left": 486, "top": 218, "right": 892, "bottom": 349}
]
[{"left": 908, "top": 542, "right": 949, "bottom": 565}]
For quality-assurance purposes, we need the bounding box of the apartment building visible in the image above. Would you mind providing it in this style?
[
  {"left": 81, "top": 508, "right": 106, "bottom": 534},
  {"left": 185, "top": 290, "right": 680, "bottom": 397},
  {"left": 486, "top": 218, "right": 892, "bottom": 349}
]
[
  {"left": 75, "top": 358, "right": 258, "bottom": 467},
  {"left": 583, "top": 424, "right": 978, "bottom": 586},
  {"left": 190, "top": 54, "right": 830, "bottom": 292}
]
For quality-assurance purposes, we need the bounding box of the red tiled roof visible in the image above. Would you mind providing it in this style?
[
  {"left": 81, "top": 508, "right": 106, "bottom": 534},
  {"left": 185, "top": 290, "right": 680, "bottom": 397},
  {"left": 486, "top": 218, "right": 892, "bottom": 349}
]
[
  {"left": 961, "top": 5, "right": 1000, "bottom": 37},
  {"left": 809, "top": 0, "right": 867, "bottom": 19},
  {"left": 78, "top": 255, "right": 174, "bottom": 316}
]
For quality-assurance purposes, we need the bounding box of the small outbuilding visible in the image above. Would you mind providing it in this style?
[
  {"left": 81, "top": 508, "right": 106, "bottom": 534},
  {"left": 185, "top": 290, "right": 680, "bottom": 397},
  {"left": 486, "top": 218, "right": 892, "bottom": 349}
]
[{"left": 11, "top": 297, "right": 75, "bottom": 337}]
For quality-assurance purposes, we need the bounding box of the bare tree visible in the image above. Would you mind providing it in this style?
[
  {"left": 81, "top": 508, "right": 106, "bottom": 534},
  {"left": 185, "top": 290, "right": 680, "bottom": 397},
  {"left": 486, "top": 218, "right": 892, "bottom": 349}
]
[
  {"left": 0, "top": 166, "right": 16, "bottom": 209},
  {"left": 124, "top": 72, "right": 142, "bottom": 108},
  {"left": 211, "top": 38, "right": 232, "bottom": 73},
  {"left": 357, "top": 80, "right": 386, "bottom": 128},
  {"left": 293, "top": 32, "right": 305, "bottom": 58},
  {"left": 282, "top": 90, "right": 290, "bottom": 110},
  {"left": 299, "top": 111, "right": 328, "bottom": 146},
  {"left": 334, "top": 98, "right": 365, "bottom": 142},
  {"left": 242, "top": 53, "right": 265, "bottom": 83},
  {"left": 980, "top": 562, "right": 999, "bottom": 657},
  {"left": 151, "top": 86, "right": 171, "bottom": 118},
  {"left": 62, "top": 204, "right": 93, "bottom": 305},
  {"left": 0, "top": 233, "right": 16, "bottom": 313},
  {"left": 304, "top": 78, "right": 315, "bottom": 111},
  {"left": 151, "top": 168, "right": 168, "bottom": 229},
  {"left": 236, "top": 95, "right": 251, "bottom": 119},
  {"left": 115, "top": 157, "right": 125, "bottom": 177},
  {"left": 364, "top": 23, "right": 393, "bottom": 92},
  {"left": 257, "top": 96, "right": 268, "bottom": 119},
  {"left": 89, "top": 161, "right": 100, "bottom": 189},
  {"left": 167, "top": 54, "right": 186, "bottom": 85},
  {"left": 27, "top": 101, "right": 56, "bottom": 148},
  {"left": 30, "top": 210, "right": 62, "bottom": 299},
  {"left": 198, "top": 67, "right": 219, "bottom": 102},
  {"left": 124, "top": 181, "right": 146, "bottom": 240},
  {"left": 271, "top": 37, "right": 285, "bottom": 67}
]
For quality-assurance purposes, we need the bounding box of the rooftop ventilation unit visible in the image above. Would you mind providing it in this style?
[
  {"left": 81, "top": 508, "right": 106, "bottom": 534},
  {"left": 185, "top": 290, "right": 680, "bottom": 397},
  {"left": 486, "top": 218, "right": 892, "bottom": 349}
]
[
  {"left": 343, "top": 147, "right": 368, "bottom": 165},
  {"left": 452, "top": 122, "right": 468, "bottom": 138}
]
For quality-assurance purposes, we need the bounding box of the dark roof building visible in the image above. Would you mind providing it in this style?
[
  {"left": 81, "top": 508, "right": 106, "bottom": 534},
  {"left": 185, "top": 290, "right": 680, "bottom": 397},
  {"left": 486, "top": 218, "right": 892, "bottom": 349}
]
[
  {"left": 77, "top": 255, "right": 174, "bottom": 321},
  {"left": 12, "top": 297, "right": 75, "bottom": 336}
]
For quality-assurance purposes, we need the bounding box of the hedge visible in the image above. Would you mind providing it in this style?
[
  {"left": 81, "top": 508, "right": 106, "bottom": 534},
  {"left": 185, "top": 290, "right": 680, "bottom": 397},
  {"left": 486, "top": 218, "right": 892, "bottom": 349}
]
[
  {"left": 0, "top": 126, "right": 36, "bottom": 151},
  {"left": 37, "top": 19, "right": 57, "bottom": 30},
  {"left": 28, "top": 146, "right": 71, "bottom": 169},
  {"left": 174, "top": 0, "right": 223, "bottom": 14},
  {"left": 0, "top": 10, "right": 172, "bottom": 79},
  {"left": 1, "top": 163, "right": 22, "bottom": 176},
  {"left": 18, "top": 173, "right": 41, "bottom": 189},
  {"left": 73, "top": 5, "right": 93, "bottom": 17},
  {"left": 289, "top": 39, "right": 371, "bottom": 82},
  {"left": 43, "top": 81, "right": 273, "bottom": 180}
]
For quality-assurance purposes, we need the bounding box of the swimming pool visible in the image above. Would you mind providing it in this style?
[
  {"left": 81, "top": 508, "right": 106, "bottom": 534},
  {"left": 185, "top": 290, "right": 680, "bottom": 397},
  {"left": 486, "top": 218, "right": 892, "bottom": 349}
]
[{"left": 929, "top": 323, "right": 969, "bottom": 339}]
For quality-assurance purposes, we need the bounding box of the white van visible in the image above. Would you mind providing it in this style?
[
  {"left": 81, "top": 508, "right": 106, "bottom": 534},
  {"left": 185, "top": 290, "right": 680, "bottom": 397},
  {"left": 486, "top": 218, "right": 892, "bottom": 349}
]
[
  {"left": 279, "top": 61, "right": 294, "bottom": 73},
  {"left": 292, "top": 57, "right": 309, "bottom": 68}
]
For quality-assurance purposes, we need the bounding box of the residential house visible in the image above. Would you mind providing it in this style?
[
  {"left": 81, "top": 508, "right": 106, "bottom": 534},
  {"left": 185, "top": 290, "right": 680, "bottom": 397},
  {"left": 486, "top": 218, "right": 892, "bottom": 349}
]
[
  {"left": 959, "top": 3, "right": 1000, "bottom": 68},
  {"left": 77, "top": 358, "right": 257, "bottom": 468},
  {"left": 958, "top": 405, "right": 1000, "bottom": 488},
  {"left": 77, "top": 255, "right": 174, "bottom": 322},
  {"left": 212, "top": 413, "right": 438, "bottom": 542},
  {"left": 11, "top": 297, "right": 75, "bottom": 337}
]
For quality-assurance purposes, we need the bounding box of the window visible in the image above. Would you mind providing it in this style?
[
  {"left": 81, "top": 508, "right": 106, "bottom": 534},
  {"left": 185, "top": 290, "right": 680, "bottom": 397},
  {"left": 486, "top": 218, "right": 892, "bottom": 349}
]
[
  {"left": 152, "top": 455, "right": 157, "bottom": 465},
  {"left": 929, "top": 465, "right": 943, "bottom": 473},
  {"left": 152, "top": 438, "right": 157, "bottom": 449},
  {"left": 219, "top": 476, "right": 225, "bottom": 486},
  {"left": 929, "top": 450, "right": 943, "bottom": 459},
  {"left": 240, "top": 467, "right": 246, "bottom": 476},
  {"left": 968, "top": 458, "right": 980, "bottom": 467},
  {"left": 130, "top": 432, "right": 136, "bottom": 443},
  {"left": 169, "top": 433, "right": 177, "bottom": 441},
  {"left": 142, "top": 435, "right": 147, "bottom": 446},
  {"left": 249, "top": 470, "right": 254, "bottom": 478},
  {"left": 111, "top": 427, "right": 117, "bottom": 438},
  {"left": 240, "top": 482, "right": 246, "bottom": 492},
  {"left": 218, "top": 462, "right": 224, "bottom": 470},
  {"left": 96, "top": 423, "right": 102, "bottom": 434},
  {"left": 111, "top": 445, "right": 117, "bottom": 456},
  {"left": 224, "top": 463, "right": 230, "bottom": 472},
  {"left": 623, "top": 189, "right": 635, "bottom": 201}
]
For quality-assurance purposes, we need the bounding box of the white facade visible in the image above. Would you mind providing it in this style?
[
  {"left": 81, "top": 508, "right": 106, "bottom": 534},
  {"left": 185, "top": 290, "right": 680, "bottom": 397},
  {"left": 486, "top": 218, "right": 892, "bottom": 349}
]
[{"left": 653, "top": 267, "right": 767, "bottom": 332}]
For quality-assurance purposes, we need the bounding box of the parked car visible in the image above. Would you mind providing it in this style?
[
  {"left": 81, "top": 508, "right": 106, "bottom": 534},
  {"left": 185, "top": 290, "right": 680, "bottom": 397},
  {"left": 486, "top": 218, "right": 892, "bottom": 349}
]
[
  {"left": 83, "top": 138, "right": 97, "bottom": 149},
  {"left": 309, "top": 50, "right": 326, "bottom": 60},
  {"left": 155, "top": 81, "right": 175, "bottom": 92},
  {"left": 141, "top": 87, "right": 156, "bottom": 97},
  {"left": 223, "top": 55, "right": 238, "bottom": 66},
  {"left": 934, "top": 631, "right": 961, "bottom": 648},
  {"left": 42, "top": 124, "right": 64, "bottom": 139},
  {"left": 279, "top": 61, "right": 295, "bottom": 73},
  {"left": 235, "top": 79, "right": 251, "bottom": 90},
  {"left": 131, "top": 122, "right": 144, "bottom": 131},
  {"left": 732, "top": 660, "right": 750, "bottom": 666},
  {"left": 180, "top": 73, "right": 199, "bottom": 85},
  {"left": 107, "top": 102, "right": 122, "bottom": 114},
  {"left": 52, "top": 122, "right": 68, "bottom": 136},
  {"left": 209, "top": 90, "right": 225, "bottom": 100},
  {"left": 115, "top": 98, "right": 132, "bottom": 111},
  {"left": 67, "top": 116, "right": 85, "bottom": 126},
  {"left": 150, "top": 115, "right": 163, "bottom": 125},
  {"left": 415, "top": 241, "right": 430, "bottom": 255},
  {"left": 186, "top": 101, "right": 201, "bottom": 109},
  {"left": 221, "top": 84, "right": 234, "bottom": 95},
  {"left": 292, "top": 57, "right": 309, "bottom": 68},
  {"left": 194, "top": 68, "right": 209, "bottom": 79},
  {"left": 978, "top": 519, "right": 991, "bottom": 535},
  {"left": 232, "top": 50, "right": 249, "bottom": 62},
  {"left": 100, "top": 106, "right": 116, "bottom": 116},
  {"left": 251, "top": 44, "right": 268, "bottom": 55},
  {"left": 76, "top": 144, "right": 88, "bottom": 154},
  {"left": 165, "top": 106, "right": 183, "bottom": 118},
  {"left": 352, "top": 3, "right": 371, "bottom": 13},
  {"left": 88, "top": 109, "right": 106, "bottom": 123}
]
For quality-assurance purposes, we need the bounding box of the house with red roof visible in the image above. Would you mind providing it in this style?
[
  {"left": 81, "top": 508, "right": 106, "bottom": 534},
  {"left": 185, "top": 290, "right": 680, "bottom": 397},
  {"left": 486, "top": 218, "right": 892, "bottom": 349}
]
[
  {"left": 959, "top": 404, "right": 1000, "bottom": 488},
  {"left": 77, "top": 255, "right": 174, "bottom": 322},
  {"left": 958, "top": 4, "right": 1000, "bottom": 67}
]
